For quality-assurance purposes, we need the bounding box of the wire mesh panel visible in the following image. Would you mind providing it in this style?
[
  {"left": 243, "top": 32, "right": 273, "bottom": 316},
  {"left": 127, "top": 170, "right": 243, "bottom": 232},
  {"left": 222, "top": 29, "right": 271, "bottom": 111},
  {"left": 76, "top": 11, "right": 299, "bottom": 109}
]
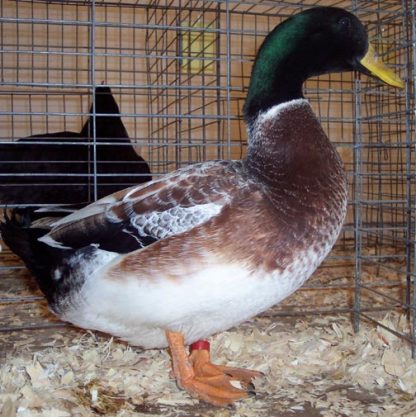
[
  {"left": 144, "top": 1, "right": 228, "bottom": 171},
  {"left": 353, "top": 0, "right": 416, "bottom": 355},
  {"left": 0, "top": 0, "right": 415, "bottom": 357}
]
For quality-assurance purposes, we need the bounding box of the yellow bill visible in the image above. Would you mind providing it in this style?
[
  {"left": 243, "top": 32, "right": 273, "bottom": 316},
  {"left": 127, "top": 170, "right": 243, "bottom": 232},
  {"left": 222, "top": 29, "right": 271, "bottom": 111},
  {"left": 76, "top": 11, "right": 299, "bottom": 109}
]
[{"left": 360, "top": 44, "right": 404, "bottom": 88}]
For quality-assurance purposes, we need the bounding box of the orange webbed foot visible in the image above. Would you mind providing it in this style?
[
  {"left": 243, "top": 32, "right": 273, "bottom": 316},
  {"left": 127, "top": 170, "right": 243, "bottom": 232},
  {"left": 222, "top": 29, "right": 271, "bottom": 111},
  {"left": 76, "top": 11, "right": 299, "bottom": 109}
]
[{"left": 166, "top": 332, "right": 263, "bottom": 407}]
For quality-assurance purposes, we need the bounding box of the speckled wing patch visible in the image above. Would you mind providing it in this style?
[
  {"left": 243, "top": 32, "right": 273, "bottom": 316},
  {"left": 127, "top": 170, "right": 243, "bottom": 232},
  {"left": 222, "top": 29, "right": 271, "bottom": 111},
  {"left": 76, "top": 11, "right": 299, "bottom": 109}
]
[
  {"left": 115, "top": 161, "right": 246, "bottom": 239},
  {"left": 129, "top": 203, "right": 223, "bottom": 240}
]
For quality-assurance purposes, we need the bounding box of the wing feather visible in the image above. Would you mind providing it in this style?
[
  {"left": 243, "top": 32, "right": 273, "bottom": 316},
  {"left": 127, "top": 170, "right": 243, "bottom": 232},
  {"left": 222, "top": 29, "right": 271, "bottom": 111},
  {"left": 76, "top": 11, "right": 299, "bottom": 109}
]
[{"left": 39, "top": 160, "right": 248, "bottom": 253}]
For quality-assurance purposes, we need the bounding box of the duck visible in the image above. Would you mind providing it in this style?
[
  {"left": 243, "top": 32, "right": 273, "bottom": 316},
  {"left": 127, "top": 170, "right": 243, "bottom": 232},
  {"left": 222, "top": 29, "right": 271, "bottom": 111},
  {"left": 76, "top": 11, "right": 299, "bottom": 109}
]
[
  {"left": 0, "top": 7, "right": 403, "bottom": 407},
  {"left": 0, "top": 86, "right": 152, "bottom": 206}
]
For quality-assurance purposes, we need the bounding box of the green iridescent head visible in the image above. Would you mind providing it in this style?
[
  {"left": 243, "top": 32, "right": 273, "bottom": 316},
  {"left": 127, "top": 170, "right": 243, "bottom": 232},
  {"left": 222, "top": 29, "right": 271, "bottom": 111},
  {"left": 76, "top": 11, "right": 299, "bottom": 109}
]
[{"left": 243, "top": 7, "right": 403, "bottom": 123}]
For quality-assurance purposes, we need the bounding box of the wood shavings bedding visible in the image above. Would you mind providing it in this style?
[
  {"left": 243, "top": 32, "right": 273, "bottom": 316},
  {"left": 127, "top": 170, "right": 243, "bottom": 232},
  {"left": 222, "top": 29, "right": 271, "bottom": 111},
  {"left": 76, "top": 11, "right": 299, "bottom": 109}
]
[
  {"left": 1, "top": 312, "right": 416, "bottom": 417},
  {"left": 1, "top": 244, "right": 414, "bottom": 416}
]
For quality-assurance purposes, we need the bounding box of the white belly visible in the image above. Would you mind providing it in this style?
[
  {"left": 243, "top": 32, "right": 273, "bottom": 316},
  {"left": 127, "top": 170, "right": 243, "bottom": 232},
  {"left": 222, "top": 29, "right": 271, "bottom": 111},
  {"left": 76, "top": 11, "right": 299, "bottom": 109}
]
[{"left": 60, "top": 245, "right": 327, "bottom": 349}]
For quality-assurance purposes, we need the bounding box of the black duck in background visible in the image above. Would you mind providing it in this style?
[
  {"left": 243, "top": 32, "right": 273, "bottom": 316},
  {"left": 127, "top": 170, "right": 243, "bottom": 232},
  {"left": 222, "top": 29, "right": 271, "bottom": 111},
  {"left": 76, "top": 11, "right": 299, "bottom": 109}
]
[{"left": 0, "top": 86, "right": 152, "bottom": 206}]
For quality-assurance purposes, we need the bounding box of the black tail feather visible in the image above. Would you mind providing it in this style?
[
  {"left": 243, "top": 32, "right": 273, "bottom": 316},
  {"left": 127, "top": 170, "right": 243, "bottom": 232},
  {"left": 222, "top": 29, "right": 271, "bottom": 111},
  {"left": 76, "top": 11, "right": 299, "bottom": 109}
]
[{"left": 0, "top": 209, "right": 70, "bottom": 301}]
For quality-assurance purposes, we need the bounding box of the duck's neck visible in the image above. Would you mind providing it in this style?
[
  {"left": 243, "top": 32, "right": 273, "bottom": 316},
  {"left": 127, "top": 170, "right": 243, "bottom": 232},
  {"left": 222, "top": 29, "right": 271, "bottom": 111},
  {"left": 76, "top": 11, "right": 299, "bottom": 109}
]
[
  {"left": 244, "top": 73, "right": 305, "bottom": 132},
  {"left": 81, "top": 116, "right": 128, "bottom": 142},
  {"left": 243, "top": 15, "right": 313, "bottom": 125},
  {"left": 243, "top": 59, "right": 306, "bottom": 126}
]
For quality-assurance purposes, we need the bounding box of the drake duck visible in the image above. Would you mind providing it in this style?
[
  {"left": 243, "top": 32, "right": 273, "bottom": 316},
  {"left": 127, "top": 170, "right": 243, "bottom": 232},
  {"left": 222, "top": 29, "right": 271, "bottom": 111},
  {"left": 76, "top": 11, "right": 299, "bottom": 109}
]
[
  {"left": 0, "top": 86, "right": 152, "bottom": 206},
  {"left": 0, "top": 7, "right": 403, "bottom": 407}
]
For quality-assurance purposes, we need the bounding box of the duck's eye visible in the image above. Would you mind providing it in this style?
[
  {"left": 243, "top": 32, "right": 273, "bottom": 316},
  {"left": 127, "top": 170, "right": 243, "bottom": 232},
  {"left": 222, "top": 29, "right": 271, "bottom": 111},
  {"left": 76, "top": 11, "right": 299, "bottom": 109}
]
[{"left": 338, "top": 17, "right": 351, "bottom": 30}]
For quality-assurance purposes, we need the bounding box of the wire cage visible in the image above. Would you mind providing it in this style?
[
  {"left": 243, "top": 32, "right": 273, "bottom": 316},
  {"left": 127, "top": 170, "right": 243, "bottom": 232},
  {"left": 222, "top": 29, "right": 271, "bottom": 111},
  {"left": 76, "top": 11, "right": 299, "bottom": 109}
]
[{"left": 0, "top": 0, "right": 415, "bottom": 367}]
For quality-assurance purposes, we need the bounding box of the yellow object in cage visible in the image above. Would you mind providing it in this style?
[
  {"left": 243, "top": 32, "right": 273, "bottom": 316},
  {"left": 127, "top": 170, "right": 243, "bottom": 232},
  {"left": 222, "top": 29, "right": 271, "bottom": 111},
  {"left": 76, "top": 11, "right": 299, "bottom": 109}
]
[{"left": 182, "top": 22, "right": 216, "bottom": 75}]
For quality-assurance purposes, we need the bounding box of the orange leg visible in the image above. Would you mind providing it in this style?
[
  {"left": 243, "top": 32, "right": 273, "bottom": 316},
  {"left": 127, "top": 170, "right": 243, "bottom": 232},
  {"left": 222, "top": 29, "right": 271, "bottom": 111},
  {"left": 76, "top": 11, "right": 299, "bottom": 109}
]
[{"left": 166, "top": 332, "right": 263, "bottom": 407}]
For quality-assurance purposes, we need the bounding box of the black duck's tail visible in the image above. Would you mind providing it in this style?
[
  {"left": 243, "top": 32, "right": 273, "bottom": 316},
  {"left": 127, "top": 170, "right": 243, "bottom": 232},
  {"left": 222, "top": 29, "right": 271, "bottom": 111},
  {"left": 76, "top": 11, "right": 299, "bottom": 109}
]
[{"left": 0, "top": 209, "right": 69, "bottom": 302}]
